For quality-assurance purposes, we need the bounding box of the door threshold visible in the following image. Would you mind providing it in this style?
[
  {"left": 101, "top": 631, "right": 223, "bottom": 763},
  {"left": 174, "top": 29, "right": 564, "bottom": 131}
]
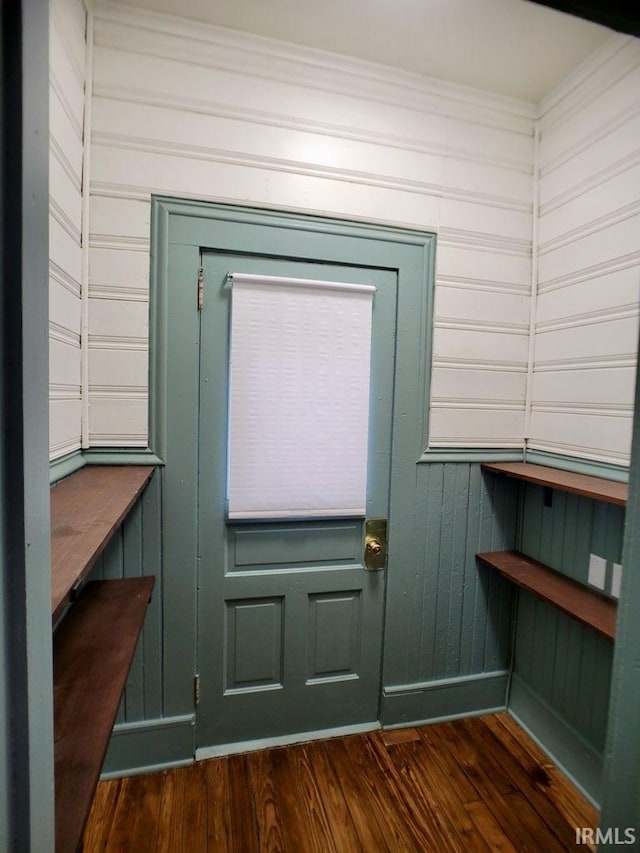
[{"left": 195, "top": 720, "right": 381, "bottom": 760}]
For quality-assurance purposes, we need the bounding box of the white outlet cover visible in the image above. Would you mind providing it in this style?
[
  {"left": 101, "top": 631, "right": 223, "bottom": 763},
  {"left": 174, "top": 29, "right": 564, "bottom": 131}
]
[
  {"left": 588, "top": 554, "right": 606, "bottom": 590},
  {"left": 611, "top": 563, "right": 623, "bottom": 599}
]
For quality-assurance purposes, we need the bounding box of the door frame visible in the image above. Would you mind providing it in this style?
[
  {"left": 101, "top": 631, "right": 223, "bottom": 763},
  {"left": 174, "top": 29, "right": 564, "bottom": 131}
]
[{"left": 151, "top": 198, "right": 436, "bottom": 748}]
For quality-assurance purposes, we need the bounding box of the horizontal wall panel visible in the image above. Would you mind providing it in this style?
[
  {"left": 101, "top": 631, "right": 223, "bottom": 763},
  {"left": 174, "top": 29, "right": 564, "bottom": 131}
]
[
  {"left": 540, "top": 61, "right": 640, "bottom": 161},
  {"left": 435, "top": 286, "right": 529, "bottom": 327},
  {"left": 436, "top": 242, "right": 531, "bottom": 289},
  {"left": 431, "top": 367, "right": 526, "bottom": 405},
  {"left": 50, "top": 338, "right": 81, "bottom": 386},
  {"left": 91, "top": 98, "right": 448, "bottom": 190},
  {"left": 90, "top": 194, "right": 151, "bottom": 241},
  {"left": 539, "top": 166, "right": 640, "bottom": 247},
  {"left": 439, "top": 198, "right": 531, "bottom": 241},
  {"left": 539, "top": 112, "right": 640, "bottom": 207},
  {"left": 89, "top": 298, "right": 149, "bottom": 338},
  {"left": 50, "top": 150, "right": 83, "bottom": 233},
  {"left": 52, "top": 0, "right": 86, "bottom": 73},
  {"left": 90, "top": 143, "right": 443, "bottom": 231},
  {"left": 442, "top": 155, "right": 532, "bottom": 201},
  {"left": 49, "top": 280, "right": 81, "bottom": 336},
  {"left": 88, "top": 396, "right": 148, "bottom": 445},
  {"left": 429, "top": 408, "right": 525, "bottom": 446},
  {"left": 49, "top": 216, "right": 82, "bottom": 283},
  {"left": 92, "top": 27, "right": 534, "bottom": 139},
  {"left": 49, "top": 0, "right": 85, "bottom": 462},
  {"left": 89, "top": 348, "right": 149, "bottom": 388},
  {"left": 50, "top": 23, "right": 85, "bottom": 128},
  {"left": 433, "top": 327, "right": 529, "bottom": 364},
  {"left": 89, "top": 246, "right": 151, "bottom": 290},
  {"left": 531, "top": 367, "right": 636, "bottom": 408},
  {"left": 50, "top": 399, "right": 82, "bottom": 459},
  {"left": 50, "top": 85, "right": 83, "bottom": 182},
  {"left": 88, "top": 94, "right": 533, "bottom": 209},
  {"left": 528, "top": 411, "right": 633, "bottom": 463},
  {"left": 536, "top": 267, "right": 640, "bottom": 319},
  {"left": 534, "top": 316, "right": 639, "bottom": 364},
  {"left": 538, "top": 213, "right": 640, "bottom": 286}
]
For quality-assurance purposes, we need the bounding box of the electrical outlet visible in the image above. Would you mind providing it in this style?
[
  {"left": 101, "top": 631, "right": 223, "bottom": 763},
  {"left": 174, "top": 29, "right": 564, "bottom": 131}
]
[
  {"left": 588, "top": 554, "right": 606, "bottom": 590},
  {"left": 611, "top": 563, "right": 622, "bottom": 599}
]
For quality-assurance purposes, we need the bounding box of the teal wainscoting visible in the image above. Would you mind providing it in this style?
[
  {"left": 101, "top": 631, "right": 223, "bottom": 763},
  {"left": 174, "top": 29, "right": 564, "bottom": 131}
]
[
  {"left": 509, "top": 483, "right": 622, "bottom": 804},
  {"left": 88, "top": 470, "right": 196, "bottom": 775},
  {"left": 381, "top": 462, "right": 519, "bottom": 725}
]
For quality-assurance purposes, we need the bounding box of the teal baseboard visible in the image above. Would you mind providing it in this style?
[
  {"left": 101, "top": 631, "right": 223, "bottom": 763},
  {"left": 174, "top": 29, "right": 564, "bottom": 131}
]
[
  {"left": 381, "top": 670, "right": 508, "bottom": 727},
  {"left": 508, "top": 674, "right": 602, "bottom": 806},
  {"left": 101, "top": 714, "right": 195, "bottom": 778},
  {"left": 49, "top": 449, "right": 85, "bottom": 484}
]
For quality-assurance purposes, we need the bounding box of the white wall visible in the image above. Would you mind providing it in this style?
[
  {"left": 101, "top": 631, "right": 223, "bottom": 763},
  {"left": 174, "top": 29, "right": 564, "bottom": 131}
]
[
  {"left": 49, "top": 0, "right": 87, "bottom": 459},
  {"left": 87, "top": 1, "right": 534, "bottom": 450},
  {"left": 529, "top": 35, "right": 640, "bottom": 466}
]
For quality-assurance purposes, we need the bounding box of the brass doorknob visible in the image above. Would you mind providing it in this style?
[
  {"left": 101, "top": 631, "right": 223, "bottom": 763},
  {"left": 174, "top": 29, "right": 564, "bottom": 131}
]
[{"left": 365, "top": 537, "right": 383, "bottom": 556}]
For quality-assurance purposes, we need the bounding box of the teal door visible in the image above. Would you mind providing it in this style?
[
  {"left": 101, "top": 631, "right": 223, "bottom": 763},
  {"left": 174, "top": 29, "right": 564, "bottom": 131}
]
[{"left": 196, "top": 247, "right": 397, "bottom": 751}]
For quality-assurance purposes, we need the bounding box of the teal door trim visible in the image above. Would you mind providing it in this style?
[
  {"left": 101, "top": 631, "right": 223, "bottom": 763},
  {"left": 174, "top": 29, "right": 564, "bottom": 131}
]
[{"left": 152, "top": 198, "right": 436, "bottom": 747}]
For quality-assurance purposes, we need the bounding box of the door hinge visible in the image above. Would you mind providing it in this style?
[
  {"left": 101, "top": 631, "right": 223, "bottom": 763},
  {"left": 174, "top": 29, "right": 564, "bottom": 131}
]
[
  {"left": 194, "top": 674, "right": 201, "bottom": 706},
  {"left": 197, "top": 266, "right": 204, "bottom": 311}
]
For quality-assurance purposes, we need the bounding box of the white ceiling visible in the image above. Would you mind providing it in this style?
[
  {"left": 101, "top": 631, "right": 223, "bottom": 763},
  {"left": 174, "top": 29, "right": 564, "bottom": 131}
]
[{"left": 113, "top": 0, "right": 612, "bottom": 102}]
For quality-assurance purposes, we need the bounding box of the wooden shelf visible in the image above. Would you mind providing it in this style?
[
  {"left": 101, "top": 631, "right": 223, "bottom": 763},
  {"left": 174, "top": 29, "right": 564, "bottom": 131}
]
[
  {"left": 54, "top": 576, "right": 155, "bottom": 853},
  {"left": 51, "top": 465, "right": 155, "bottom": 621},
  {"left": 476, "top": 550, "right": 617, "bottom": 642},
  {"left": 481, "top": 462, "right": 627, "bottom": 507}
]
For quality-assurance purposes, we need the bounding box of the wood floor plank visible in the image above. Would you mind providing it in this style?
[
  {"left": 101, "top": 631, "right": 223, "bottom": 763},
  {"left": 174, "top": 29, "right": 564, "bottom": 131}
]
[
  {"left": 83, "top": 714, "right": 600, "bottom": 853},
  {"left": 201, "top": 753, "right": 233, "bottom": 853},
  {"left": 157, "top": 764, "right": 208, "bottom": 853},
  {"left": 358, "top": 733, "right": 464, "bottom": 853},
  {"left": 465, "top": 715, "right": 581, "bottom": 848},
  {"left": 102, "top": 771, "right": 163, "bottom": 852},
  {"left": 324, "top": 737, "right": 402, "bottom": 851},
  {"left": 465, "top": 801, "right": 519, "bottom": 853},
  {"left": 301, "top": 740, "right": 363, "bottom": 851},
  {"left": 431, "top": 720, "right": 549, "bottom": 851},
  {"left": 370, "top": 733, "right": 487, "bottom": 853},
  {"left": 489, "top": 714, "right": 599, "bottom": 831},
  {"left": 267, "top": 743, "right": 342, "bottom": 853},
  {"left": 248, "top": 749, "right": 287, "bottom": 853},
  {"left": 82, "top": 778, "right": 122, "bottom": 852},
  {"left": 227, "top": 754, "right": 261, "bottom": 853}
]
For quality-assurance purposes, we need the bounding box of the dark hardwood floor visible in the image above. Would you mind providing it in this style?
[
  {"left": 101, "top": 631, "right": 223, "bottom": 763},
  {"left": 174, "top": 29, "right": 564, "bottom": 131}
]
[{"left": 83, "top": 712, "right": 598, "bottom": 852}]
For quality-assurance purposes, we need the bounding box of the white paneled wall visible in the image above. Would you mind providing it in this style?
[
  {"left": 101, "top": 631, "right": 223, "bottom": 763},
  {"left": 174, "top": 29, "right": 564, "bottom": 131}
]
[
  {"left": 49, "top": 0, "right": 87, "bottom": 459},
  {"left": 530, "top": 36, "right": 640, "bottom": 465},
  {"left": 88, "top": 1, "right": 535, "bottom": 449}
]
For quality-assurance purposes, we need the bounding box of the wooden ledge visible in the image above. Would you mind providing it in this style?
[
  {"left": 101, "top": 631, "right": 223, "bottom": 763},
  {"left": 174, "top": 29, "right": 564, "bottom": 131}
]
[
  {"left": 51, "top": 465, "right": 155, "bottom": 620},
  {"left": 481, "top": 462, "right": 627, "bottom": 507},
  {"left": 54, "top": 576, "right": 155, "bottom": 853},
  {"left": 477, "top": 550, "right": 617, "bottom": 641}
]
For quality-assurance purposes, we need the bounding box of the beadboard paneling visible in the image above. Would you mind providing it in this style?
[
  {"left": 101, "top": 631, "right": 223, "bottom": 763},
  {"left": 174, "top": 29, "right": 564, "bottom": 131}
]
[
  {"left": 88, "top": 2, "right": 534, "bottom": 449},
  {"left": 531, "top": 36, "right": 640, "bottom": 466},
  {"left": 89, "top": 471, "right": 165, "bottom": 724},
  {"left": 383, "top": 462, "right": 518, "bottom": 690},
  {"left": 49, "top": 0, "right": 87, "bottom": 460},
  {"left": 511, "top": 483, "right": 622, "bottom": 798}
]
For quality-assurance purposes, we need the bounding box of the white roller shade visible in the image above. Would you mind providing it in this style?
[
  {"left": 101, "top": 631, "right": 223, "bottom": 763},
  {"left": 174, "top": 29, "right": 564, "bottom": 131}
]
[{"left": 227, "top": 272, "right": 375, "bottom": 520}]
